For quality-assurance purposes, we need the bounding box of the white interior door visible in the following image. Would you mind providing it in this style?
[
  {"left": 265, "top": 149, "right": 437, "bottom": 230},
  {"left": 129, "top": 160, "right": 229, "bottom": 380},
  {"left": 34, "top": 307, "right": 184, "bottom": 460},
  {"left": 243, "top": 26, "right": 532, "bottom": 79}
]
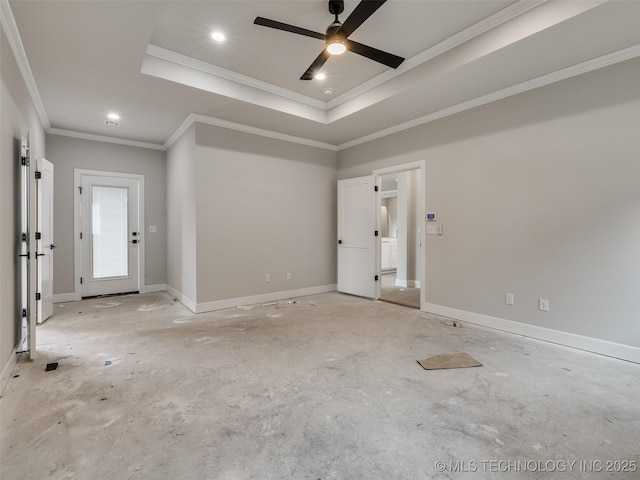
[
  {"left": 337, "top": 176, "right": 378, "bottom": 299},
  {"left": 36, "top": 158, "right": 54, "bottom": 323},
  {"left": 80, "top": 175, "right": 140, "bottom": 297}
]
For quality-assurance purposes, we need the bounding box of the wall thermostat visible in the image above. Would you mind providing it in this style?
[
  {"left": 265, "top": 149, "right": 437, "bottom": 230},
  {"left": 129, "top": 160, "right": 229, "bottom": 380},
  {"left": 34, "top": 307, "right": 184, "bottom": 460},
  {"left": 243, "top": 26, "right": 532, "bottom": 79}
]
[{"left": 426, "top": 213, "right": 437, "bottom": 221}]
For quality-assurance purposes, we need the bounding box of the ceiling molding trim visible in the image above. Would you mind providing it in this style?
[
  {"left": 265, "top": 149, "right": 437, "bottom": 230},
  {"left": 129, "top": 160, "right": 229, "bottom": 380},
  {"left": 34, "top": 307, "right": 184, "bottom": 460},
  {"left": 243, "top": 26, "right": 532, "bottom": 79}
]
[
  {"left": 165, "top": 113, "right": 337, "bottom": 152},
  {"left": 47, "top": 128, "right": 165, "bottom": 151},
  {"left": 338, "top": 44, "right": 640, "bottom": 151},
  {"left": 0, "top": 0, "right": 50, "bottom": 129},
  {"left": 326, "top": 0, "right": 548, "bottom": 110},
  {"left": 142, "top": 50, "right": 327, "bottom": 124},
  {"left": 163, "top": 114, "right": 195, "bottom": 151},
  {"left": 146, "top": 44, "right": 328, "bottom": 110}
]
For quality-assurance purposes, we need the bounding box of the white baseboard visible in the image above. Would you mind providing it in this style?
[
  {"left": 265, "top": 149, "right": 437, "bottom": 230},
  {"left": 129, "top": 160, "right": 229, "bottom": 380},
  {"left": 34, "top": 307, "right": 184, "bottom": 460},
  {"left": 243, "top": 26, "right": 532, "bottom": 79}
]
[
  {"left": 423, "top": 303, "right": 640, "bottom": 364},
  {"left": 1, "top": 345, "right": 21, "bottom": 396},
  {"left": 53, "top": 292, "right": 81, "bottom": 304},
  {"left": 165, "top": 285, "right": 197, "bottom": 313},
  {"left": 140, "top": 284, "right": 167, "bottom": 294},
  {"left": 194, "top": 284, "right": 337, "bottom": 314}
]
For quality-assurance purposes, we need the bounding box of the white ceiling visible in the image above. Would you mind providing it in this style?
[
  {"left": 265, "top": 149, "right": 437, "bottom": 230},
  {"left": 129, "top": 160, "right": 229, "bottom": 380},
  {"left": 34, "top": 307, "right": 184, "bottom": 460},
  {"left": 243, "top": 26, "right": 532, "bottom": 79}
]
[{"left": 5, "top": 0, "right": 640, "bottom": 150}]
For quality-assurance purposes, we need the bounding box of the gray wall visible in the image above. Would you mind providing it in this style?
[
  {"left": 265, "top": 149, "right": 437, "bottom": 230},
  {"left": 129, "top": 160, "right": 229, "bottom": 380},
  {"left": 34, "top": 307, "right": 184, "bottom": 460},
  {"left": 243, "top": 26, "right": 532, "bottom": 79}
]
[
  {"left": 1, "top": 24, "right": 46, "bottom": 374},
  {"left": 166, "top": 124, "right": 197, "bottom": 303},
  {"left": 338, "top": 58, "right": 640, "bottom": 349},
  {"left": 194, "top": 123, "right": 337, "bottom": 303},
  {"left": 46, "top": 134, "right": 167, "bottom": 294}
]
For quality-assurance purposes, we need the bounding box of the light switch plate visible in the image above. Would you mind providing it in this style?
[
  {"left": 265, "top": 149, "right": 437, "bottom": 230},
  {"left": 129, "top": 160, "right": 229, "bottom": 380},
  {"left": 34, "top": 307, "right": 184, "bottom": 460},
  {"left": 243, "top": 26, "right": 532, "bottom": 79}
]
[{"left": 426, "top": 224, "right": 443, "bottom": 235}]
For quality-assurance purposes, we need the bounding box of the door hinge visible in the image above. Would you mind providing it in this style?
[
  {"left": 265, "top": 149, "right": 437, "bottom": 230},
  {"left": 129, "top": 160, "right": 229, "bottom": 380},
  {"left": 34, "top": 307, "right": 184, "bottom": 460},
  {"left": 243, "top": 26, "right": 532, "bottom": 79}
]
[
  {"left": 21, "top": 233, "right": 27, "bottom": 242},
  {"left": 80, "top": 232, "right": 83, "bottom": 239},
  {"left": 375, "top": 275, "right": 379, "bottom": 281},
  {"left": 374, "top": 230, "right": 379, "bottom": 237},
  {"left": 35, "top": 232, "right": 41, "bottom": 240},
  {"left": 80, "top": 277, "right": 83, "bottom": 284},
  {"left": 22, "top": 308, "right": 27, "bottom": 318},
  {"left": 21, "top": 156, "right": 29, "bottom": 166},
  {"left": 79, "top": 186, "right": 82, "bottom": 194},
  {"left": 35, "top": 171, "right": 42, "bottom": 180},
  {"left": 374, "top": 185, "right": 379, "bottom": 192},
  {"left": 36, "top": 292, "right": 41, "bottom": 301}
]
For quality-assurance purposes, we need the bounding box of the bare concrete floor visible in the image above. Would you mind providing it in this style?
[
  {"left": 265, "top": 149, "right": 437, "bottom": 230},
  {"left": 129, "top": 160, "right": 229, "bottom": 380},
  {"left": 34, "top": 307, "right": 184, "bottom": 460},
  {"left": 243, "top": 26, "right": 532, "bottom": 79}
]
[
  {"left": 380, "top": 273, "right": 421, "bottom": 309},
  {"left": 1, "top": 292, "right": 639, "bottom": 480}
]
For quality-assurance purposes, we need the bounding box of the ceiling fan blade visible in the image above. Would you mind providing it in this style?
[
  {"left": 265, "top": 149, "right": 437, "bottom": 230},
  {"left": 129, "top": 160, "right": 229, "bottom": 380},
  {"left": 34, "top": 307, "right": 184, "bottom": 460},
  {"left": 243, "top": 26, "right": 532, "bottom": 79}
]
[
  {"left": 301, "top": 50, "right": 331, "bottom": 80},
  {"left": 346, "top": 40, "right": 404, "bottom": 69},
  {"left": 337, "top": 0, "right": 387, "bottom": 38},
  {"left": 254, "top": 17, "right": 326, "bottom": 40}
]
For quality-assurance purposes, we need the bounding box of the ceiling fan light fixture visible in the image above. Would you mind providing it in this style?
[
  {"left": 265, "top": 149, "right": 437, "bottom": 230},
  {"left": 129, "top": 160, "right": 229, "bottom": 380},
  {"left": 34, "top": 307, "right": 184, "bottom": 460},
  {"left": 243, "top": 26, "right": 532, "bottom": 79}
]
[
  {"left": 315, "top": 73, "right": 326, "bottom": 80},
  {"left": 326, "top": 39, "right": 346, "bottom": 55}
]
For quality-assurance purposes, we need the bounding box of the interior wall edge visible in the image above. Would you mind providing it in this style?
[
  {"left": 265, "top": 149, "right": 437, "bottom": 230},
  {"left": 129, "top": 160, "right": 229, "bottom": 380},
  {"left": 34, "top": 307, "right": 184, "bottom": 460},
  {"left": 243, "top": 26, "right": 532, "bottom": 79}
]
[{"left": 166, "top": 285, "right": 196, "bottom": 313}]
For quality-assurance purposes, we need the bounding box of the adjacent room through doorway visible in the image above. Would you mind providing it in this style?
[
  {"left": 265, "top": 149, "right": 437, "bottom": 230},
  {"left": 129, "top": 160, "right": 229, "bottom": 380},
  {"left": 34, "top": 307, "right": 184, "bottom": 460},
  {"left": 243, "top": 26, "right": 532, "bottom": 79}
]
[{"left": 378, "top": 169, "right": 422, "bottom": 309}]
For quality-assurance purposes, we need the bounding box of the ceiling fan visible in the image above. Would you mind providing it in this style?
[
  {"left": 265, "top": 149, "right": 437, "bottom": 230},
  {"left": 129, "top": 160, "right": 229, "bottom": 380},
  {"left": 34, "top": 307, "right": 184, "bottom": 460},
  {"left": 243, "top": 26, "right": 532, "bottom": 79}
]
[{"left": 254, "top": 0, "right": 404, "bottom": 80}]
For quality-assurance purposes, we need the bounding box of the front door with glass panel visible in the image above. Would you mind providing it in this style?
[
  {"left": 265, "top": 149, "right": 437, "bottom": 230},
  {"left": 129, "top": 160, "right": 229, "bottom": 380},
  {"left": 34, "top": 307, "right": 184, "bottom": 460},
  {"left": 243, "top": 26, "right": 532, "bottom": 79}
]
[{"left": 80, "top": 175, "right": 140, "bottom": 297}]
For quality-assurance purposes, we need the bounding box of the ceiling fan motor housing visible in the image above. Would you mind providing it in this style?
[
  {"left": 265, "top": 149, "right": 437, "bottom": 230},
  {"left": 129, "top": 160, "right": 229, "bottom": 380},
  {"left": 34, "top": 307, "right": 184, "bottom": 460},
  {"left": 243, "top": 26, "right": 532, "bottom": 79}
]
[
  {"left": 328, "top": 0, "right": 344, "bottom": 16},
  {"left": 326, "top": 21, "right": 343, "bottom": 40}
]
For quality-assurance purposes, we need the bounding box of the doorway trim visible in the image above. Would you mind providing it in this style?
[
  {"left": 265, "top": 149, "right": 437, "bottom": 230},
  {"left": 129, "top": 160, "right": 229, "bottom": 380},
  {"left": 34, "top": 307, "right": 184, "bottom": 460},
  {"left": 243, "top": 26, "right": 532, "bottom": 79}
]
[
  {"left": 73, "top": 169, "right": 145, "bottom": 300},
  {"left": 372, "top": 160, "right": 426, "bottom": 311}
]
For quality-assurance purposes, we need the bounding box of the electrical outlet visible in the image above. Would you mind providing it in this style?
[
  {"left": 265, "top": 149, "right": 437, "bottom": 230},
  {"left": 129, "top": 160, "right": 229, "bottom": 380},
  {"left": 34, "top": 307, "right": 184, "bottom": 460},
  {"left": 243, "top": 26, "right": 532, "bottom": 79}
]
[
  {"left": 265, "top": 274, "right": 271, "bottom": 282},
  {"left": 539, "top": 298, "right": 549, "bottom": 311},
  {"left": 286, "top": 272, "right": 292, "bottom": 280},
  {"left": 505, "top": 293, "right": 514, "bottom": 305}
]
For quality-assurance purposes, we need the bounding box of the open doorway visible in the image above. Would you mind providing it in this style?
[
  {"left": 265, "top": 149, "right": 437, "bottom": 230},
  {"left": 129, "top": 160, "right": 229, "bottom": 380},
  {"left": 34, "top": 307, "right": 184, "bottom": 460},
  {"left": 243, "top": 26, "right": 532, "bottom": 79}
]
[{"left": 376, "top": 165, "right": 424, "bottom": 309}]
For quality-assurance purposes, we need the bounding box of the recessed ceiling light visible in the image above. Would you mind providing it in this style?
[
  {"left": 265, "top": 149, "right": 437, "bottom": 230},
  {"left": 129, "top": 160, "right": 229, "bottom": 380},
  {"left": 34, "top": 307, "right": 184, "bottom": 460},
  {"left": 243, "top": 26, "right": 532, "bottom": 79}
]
[
  {"left": 323, "top": 87, "right": 334, "bottom": 96},
  {"left": 315, "top": 73, "right": 326, "bottom": 80},
  {"left": 107, "top": 112, "right": 120, "bottom": 120},
  {"left": 210, "top": 31, "right": 226, "bottom": 42}
]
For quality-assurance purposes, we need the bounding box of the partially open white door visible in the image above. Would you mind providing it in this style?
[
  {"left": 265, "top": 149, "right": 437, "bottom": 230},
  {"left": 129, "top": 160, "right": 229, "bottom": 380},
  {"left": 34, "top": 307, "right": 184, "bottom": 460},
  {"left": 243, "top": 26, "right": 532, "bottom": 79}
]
[
  {"left": 36, "top": 157, "right": 54, "bottom": 323},
  {"left": 337, "top": 176, "right": 378, "bottom": 299}
]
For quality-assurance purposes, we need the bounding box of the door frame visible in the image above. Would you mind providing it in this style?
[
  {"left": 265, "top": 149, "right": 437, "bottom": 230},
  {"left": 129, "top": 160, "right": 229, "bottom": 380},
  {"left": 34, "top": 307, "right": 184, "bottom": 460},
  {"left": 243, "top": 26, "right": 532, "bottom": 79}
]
[
  {"left": 73, "top": 169, "right": 145, "bottom": 300},
  {"left": 372, "top": 160, "right": 426, "bottom": 311}
]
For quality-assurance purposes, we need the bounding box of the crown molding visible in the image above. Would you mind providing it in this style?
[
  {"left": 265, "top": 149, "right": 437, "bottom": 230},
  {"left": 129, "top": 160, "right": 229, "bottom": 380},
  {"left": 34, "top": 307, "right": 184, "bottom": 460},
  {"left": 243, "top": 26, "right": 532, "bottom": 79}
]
[
  {"left": 0, "top": 0, "right": 50, "bottom": 129},
  {"left": 47, "top": 128, "right": 164, "bottom": 150},
  {"left": 164, "top": 113, "right": 337, "bottom": 152},
  {"left": 146, "top": 44, "right": 328, "bottom": 111},
  {"left": 337, "top": 43, "right": 640, "bottom": 151}
]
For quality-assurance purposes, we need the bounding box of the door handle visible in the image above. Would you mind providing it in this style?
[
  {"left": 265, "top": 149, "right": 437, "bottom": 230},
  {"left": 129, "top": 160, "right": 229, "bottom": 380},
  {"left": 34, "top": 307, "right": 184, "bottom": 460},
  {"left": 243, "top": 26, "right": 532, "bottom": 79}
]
[{"left": 50, "top": 244, "right": 57, "bottom": 249}]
